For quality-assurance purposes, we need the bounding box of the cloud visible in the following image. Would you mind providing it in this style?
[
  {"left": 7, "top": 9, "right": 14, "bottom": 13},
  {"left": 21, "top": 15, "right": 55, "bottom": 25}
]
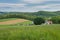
[
  {"left": 22, "top": 4, "right": 60, "bottom": 12},
  {"left": 0, "top": 0, "right": 60, "bottom": 12},
  {"left": 23, "top": 0, "right": 60, "bottom": 4},
  {"left": 0, "top": 3, "right": 27, "bottom": 12},
  {"left": 0, "top": 3, "right": 60, "bottom": 12},
  {"left": 0, "top": 3, "right": 26, "bottom": 8},
  {"left": 24, "top": 0, "right": 41, "bottom": 3},
  {"left": 34, "top": 4, "right": 60, "bottom": 8},
  {"left": 23, "top": 0, "right": 46, "bottom": 4}
]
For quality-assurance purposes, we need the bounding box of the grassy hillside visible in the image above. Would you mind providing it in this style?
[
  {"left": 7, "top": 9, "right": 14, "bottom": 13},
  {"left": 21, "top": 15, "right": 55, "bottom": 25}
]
[
  {"left": 34, "top": 11, "right": 58, "bottom": 16},
  {"left": 0, "top": 18, "right": 31, "bottom": 25},
  {"left": 0, "top": 11, "right": 60, "bottom": 40},
  {"left": 0, "top": 18, "right": 19, "bottom": 22},
  {"left": 0, "top": 24, "right": 60, "bottom": 40},
  {"left": 0, "top": 11, "right": 60, "bottom": 21}
]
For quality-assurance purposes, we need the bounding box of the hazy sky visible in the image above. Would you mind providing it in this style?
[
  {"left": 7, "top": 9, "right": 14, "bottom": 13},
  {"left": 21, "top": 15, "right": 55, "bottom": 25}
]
[{"left": 0, "top": 0, "right": 60, "bottom": 12}]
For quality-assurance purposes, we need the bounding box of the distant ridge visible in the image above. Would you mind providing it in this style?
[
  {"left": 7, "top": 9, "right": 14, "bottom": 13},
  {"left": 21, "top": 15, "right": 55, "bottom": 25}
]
[{"left": 0, "top": 11, "right": 60, "bottom": 17}]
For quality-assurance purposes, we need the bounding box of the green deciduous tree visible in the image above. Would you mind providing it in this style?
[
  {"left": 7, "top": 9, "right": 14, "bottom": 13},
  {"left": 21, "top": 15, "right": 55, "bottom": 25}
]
[
  {"left": 33, "top": 17, "right": 45, "bottom": 25},
  {"left": 51, "top": 16, "right": 60, "bottom": 24}
]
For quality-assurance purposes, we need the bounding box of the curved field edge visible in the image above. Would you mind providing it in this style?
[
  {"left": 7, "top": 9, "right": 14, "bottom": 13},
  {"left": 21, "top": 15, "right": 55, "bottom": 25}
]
[
  {"left": 0, "top": 18, "right": 30, "bottom": 25},
  {"left": 0, "top": 24, "right": 60, "bottom": 40}
]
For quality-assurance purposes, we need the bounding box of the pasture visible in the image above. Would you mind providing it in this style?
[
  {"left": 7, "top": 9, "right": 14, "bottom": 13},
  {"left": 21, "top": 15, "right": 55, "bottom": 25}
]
[
  {"left": 0, "top": 18, "right": 60, "bottom": 40},
  {"left": 0, "top": 18, "right": 30, "bottom": 25},
  {"left": 0, "top": 18, "right": 18, "bottom": 22}
]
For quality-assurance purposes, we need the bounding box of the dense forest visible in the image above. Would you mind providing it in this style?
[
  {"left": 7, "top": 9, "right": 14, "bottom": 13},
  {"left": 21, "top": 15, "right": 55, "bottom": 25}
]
[{"left": 0, "top": 11, "right": 60, "bottom": 20}]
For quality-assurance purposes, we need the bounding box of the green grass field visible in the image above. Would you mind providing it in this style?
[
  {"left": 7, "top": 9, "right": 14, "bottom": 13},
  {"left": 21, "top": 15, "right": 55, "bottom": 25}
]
[
  {"left": 0, "top": 18, "right": 19, "bottom": 22},
  {"left": 0, "top": 24, "right": 60, "bottom": 40},
  {"left": 0, "top": 18, "right": 60, "bottom": 40}
]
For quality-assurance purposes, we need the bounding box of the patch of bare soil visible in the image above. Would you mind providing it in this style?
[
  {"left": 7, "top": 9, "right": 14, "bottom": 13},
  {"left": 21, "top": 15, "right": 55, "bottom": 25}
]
[{"left": 0, "top": 19, "right": 29, "bottom": 25}]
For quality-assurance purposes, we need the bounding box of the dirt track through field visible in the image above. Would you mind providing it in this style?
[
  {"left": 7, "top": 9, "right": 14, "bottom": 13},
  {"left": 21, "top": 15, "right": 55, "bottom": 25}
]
[{"left": 0, "top": 19, "right": 29, "bottom": 25}]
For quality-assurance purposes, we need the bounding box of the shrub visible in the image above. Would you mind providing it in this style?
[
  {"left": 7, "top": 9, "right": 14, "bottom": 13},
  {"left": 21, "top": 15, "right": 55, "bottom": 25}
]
[
  {"left": 33, "top": 17, "right": 45, "bottom": 25},
  {"left": 51, "top": 16, "right": 60, "bottom": 24}
]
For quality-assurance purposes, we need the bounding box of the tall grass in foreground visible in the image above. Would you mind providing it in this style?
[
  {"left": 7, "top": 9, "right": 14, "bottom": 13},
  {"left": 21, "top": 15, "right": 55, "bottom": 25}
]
[{"left": 0, "top": 24, "right": 60, "bottom": 40}]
